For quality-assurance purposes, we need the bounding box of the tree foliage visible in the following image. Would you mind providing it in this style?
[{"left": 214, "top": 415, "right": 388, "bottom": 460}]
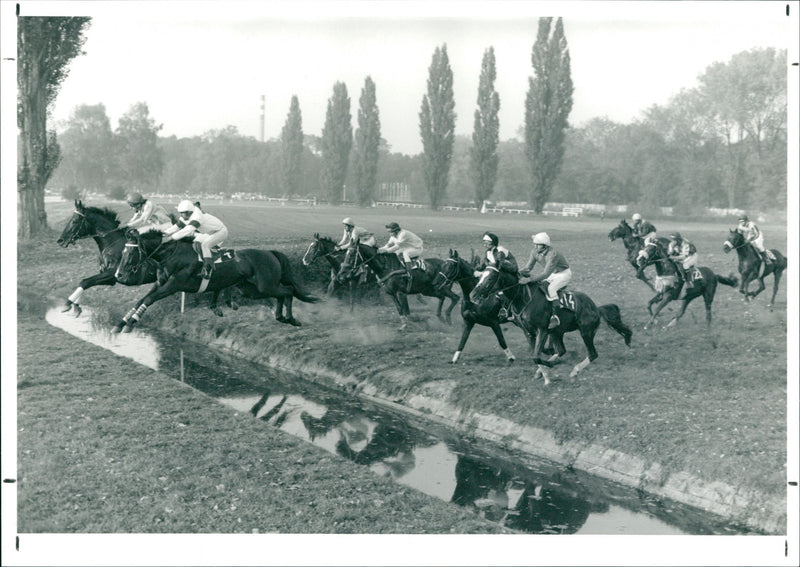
[
  {"left": 17, "top": 16, "right": 90, "bottom": 238},
  {"left": 320, "top": 82, "right": 353, "bottom": 204},
  {"left": 115, "top": 102, "right": 164, "bottom": 192},
  {"left": 353, "top": 76, "right": 381, "bottom": 207},
  {"left": 280, "top": 95, "right": 304, "bottom": 196},
  {"left": 419, "top": 44, "right": 456, "bottom": 210},
  {"left": 51, "top": 103, "right": 114, "bottom": 193},
  {"left": 470, "top": 47, "right": 501, "bottom": 208},
  {"left": 524, "top": 17, "right": 573, "bottom": 212}
]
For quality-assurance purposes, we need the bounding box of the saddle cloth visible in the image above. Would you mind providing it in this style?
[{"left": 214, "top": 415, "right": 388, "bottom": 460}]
[
  {"left": 557, "top": 289, "right": 576, "bottom": 311},
  {"left": 411, "top": 257, "right": 426, "bottom": 271},
  {"left": 192, "top": 242, "right": 235, "bottom": 263}
]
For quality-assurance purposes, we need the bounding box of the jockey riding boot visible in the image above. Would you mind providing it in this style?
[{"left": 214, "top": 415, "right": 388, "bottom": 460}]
[
  {"left": 404, "top": 260, "right": 414, "bottom": 292},
  {"left": 682, "top": 266, "right": 693, "bottom": 288},
  {"left": 548, "top": 300, "right": 560, "bottom": 330},
  {"left": 201, "top": 257, "right": 214, "bottom": 278}
]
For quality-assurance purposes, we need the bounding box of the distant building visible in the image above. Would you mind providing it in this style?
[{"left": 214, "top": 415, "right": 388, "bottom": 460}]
[{"left": 379, "top": 182, "right": 411, "bottom": 203}]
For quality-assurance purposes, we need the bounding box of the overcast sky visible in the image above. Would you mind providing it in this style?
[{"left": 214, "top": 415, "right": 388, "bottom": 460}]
[{"left": 13, "top": 0, "right": 795, "bottom": 155}]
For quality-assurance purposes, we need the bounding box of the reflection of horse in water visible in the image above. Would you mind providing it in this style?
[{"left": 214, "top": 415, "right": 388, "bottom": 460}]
[{"left": 450, "top": 454, "right": 608, "bottom": 533}]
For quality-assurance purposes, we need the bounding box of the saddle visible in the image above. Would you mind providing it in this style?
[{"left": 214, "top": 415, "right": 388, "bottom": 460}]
[{"left": 192, "top": 242, "right": 235, "bottom": 264}]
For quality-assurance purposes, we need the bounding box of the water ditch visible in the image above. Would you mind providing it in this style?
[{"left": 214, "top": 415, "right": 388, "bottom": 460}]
[{"left": 42, "top": 304, "right": 755, "bottom": 535}]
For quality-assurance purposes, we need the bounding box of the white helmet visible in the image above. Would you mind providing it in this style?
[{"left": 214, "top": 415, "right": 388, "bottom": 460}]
[
  {"left": 632, "top": 213, "right": 642, "bottom": 222},
  {"left": 342, "top": 217, "right": 354, "bottom": 226},
  {"left": 176, "top": 200, "right": 195, "bottom": 213},
  {"left": 532, "top": 232, "right": 551, "bottom": 246}
]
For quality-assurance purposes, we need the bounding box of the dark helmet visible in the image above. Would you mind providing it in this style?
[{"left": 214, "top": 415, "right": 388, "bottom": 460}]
[
  {"left": 670, "top": 232, "right": 682, "bottom": 241},
  {"left": 385, "top": 222, "right": 401, "bottom": 233},
  {"left": 482, "top": 231, "right": 498, "bottom": 246},
  {"left": 127, "top": 192, "right": 145, "bottom": 206}
]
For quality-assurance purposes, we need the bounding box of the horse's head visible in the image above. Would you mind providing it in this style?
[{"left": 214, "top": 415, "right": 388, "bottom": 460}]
[
  {"left": 302, "top": 233, "right": 322, "bottom": 266},
  {"left": 115, "top": 229, "right": 161, "bottom": 284},
  {"left": 57, "top": 200, "right": 120, "bottom": 247},
  {"left": 608, "top": 220, "right": 631, "bottom": 242},
  {"left": 432, "top": 249, "right": 462, "bottom": 291},
  {"left": 723, "top": 229, "right": 743, "bottom": 253},
  {"left": 470, "top": 266, "right": 503, "bottom": 301},
  {"left": 636, "top": 240, "right": 660, "bottom": 268}
]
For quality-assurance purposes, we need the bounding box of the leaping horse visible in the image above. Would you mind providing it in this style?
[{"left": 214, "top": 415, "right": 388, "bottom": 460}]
[
  {"left": 722, "top": 229, "right": 786, "bottom": 308},
  {"left": 607, "top": 220, "right": 671, "bottom": 291}
]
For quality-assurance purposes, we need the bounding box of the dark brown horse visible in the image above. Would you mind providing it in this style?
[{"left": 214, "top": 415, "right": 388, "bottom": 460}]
[
  {"left": 432, "top": 249, "right": 516, "bottom": 364},
  {"left": 336, "top": 243, "right": 460, "bottom": 330},
  {"left": 472, "top": 267, "right": 632, "bottom": 384},
  {"left": 607, "top": 220, "right": 671, "bottom": 290},
  {"left": 113, "top": 229, "right": 319, "bottom": 332},
  {"left": 637, "top": 239, "right": 738, "bottom": 329},
  {"left": 722, "top": 229, "right": 786, "bottom": 308}
]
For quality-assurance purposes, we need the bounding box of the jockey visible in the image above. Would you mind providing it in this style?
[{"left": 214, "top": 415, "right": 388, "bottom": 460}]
[
  {"left": 667, "top": 232, "right": 698, "bottom": 288},
  {"left": 520, "top": 232, "right": 572, "bottom": 329},
  {"left": 122, "top": 192, "right": 172, "bottom": 232},
  {"left": 474, "top": 232, "right": 518, "bottom": 276},
  {"left": 379, "top": 221, "right": 424, "bottom": 279},
  {"left": 736, "top": 214, "right": 775, "bottom": 264},
  {"left": 631, "top": 213, "right": 657, "bottom": 244},
  {"left": 163, "top": 199, "right": 229, "bottom": 277},
  {"left": 335, "top": 217, "right": 376, "bottom": 250}
]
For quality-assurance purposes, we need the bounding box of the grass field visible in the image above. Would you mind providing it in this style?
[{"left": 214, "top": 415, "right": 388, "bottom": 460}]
[{"left": 16, "top": 198, "right": 790, "bottom": 533}]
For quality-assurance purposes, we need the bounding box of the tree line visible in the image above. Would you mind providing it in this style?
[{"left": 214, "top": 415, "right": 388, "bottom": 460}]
[{"left": 20, "top": 16, "right": 786, "bottom": 237}]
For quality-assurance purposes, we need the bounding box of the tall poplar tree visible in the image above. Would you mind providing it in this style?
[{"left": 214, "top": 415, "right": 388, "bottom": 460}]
[
  {"left": 280, "top": 95, "right": 304, "bottom": 196},
  {"left": 353, "top": 76, "right": 381, "bottom": 207},
  {"left": 320, "top": 82, "right": 353, "bottom": 204},
  {"left": 470, "top": 47, "right": 500, "bottom": 209},
  {"left": 419, "top": 44, "right": 456, "bottom": 210},
  {"left": 17, "top": 16, "right": 91, "bottom": 238},
  {"left": 115, "top": 102, "right": 164, "bottom": 192},
  {"left": 524, "top": 17, "right": 573, "bottom": 212}
]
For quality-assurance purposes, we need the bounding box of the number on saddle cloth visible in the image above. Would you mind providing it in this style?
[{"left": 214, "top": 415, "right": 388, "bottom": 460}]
[{"left": 557, "top": 289, "right": 576, "bottom": 311}]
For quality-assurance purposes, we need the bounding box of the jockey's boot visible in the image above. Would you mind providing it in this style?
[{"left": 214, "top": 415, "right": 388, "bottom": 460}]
[
  {"left": 762, "top": 251, "right": 773, "bottom": 265},
  {"left": 201, "top": 257, "right": 214, "bottom": 278},
  {"left": 548, "top": 300, "right": 560, "bottom": 329},
  {"left": 682, "top": 266, "right": 693, "bottom": 288},
  {"left": 404, "top": 261, "right": 414, "bottom": 292}
]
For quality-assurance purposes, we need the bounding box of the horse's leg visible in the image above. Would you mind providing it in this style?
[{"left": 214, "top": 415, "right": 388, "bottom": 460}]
[
  {"left": 274, "top": 297, "right": 286, "bottom": 322},
  {"left": 443, "top": 289, "right": 460, "bottom": 325},
  {"left": 451, "top": 320, "right": 476, "bottom": 363},
  {"left": 398, "top": 293, "right": 411, "bottom": 330},
  {"left": 530, "top": 326, "right": 552, "bottom": 385},
  {"left": 435, "top": 296, "right": 445, "bottom": 321},
  {"left": 570, "top": 325, "right": 599, "bottom": 378},
  {"left": 63, "top": 269, "right": 118, "bottom": 317},
  {"left": 489, "top": 322, "right": 514, "bottom": 363},
  {"left": 634, "top": 265, "right": 655, "bottom": 291},
  {"left": 769, "top": 268, "right": 783, "bottom": 308},
  {"left": 282, "top": 297, "right": 301, "bottom": 326},
  {"left": 644, "top": 294, "right": 670, "bottom": 329},
  {"left": 546, "top": 332, "right": 567, "bottom": 364},
  {"left": 113, "top": 278, "right": 180, "bottom": 333},
  {"left": 748, "top": 276, "right": 766, "bottom": 299},
  {"left": 209, "top": 290, "right": 224, "bottom": 317},
  {"left": 665, "top": 297, "right": 692, "bottom": 328}
]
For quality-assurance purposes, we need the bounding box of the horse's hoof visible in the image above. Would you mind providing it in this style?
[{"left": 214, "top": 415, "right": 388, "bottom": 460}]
[
  {"left": 507, "top": 358, "right": 515, "bottom": 365},
  {"left": 111, "top": 323, "right": 124, "bottom": 334},
  {"left": 61, "top": 302, "right": 72, "bottom": 313},
  {"left": 286, "top": 317, "right": 301, "bottom": 327},
  {"left": 230, "top": 302, "right": 239, "bottom": 311},
  {"left": 73, "top": 305, "right": 83, "bottom": 317},
  {"left": 213, "top": 308, "right": 224, "bottom": 317},
  {"left": 122, "top": 324, "right": 134, "bottom": 334},
  {"left": 275, "top": 315, "right": 287, "bottom": 323}
]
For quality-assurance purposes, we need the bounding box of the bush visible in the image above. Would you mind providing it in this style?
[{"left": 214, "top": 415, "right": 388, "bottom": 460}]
[
  {"left": 61, "top": 185, "right": 83, "bottom": 201},
  {"left": 108, "top": 185, "right": 127, "bottom": 201}
]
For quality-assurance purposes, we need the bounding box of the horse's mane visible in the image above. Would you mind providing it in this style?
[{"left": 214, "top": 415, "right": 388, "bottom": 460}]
[
  {"left": 317, "top": 235, "right": 337, "bottom": 245},
  {"left": 83, "top": 205, "right": 120, "bottom": 227}
]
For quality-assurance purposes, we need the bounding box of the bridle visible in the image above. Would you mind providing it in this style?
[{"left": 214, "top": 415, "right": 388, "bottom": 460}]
[
  {"left": 121, "top": 233, "right": 173, "bottom": 274},
  {"left": 435, "top": 257, "right": 474, "bottom": 289},
  {"left": 64, "top": 208, "right": 120, "bottom": 245}
]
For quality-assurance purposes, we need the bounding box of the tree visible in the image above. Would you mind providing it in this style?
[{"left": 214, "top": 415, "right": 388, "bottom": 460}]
[
  {"left": 17, "top": 16, "right": 91, "bottom": 238},
  {"left": 470, "top": 47, "right": 501, "bottom": 209},
  {"left": 320, "top": 82, "right": 353, "bottom": 204},
  {"left": 353, "top": 76, "right": 381, "bottom": 206},
  {"left": 115, "top": 102, "right": 164, "bottom": 192},
  {"left": 419, "top": 44, "right": 456, "bottom": 210},
  {"left": 524, "top": 17, "right": 573, "bottom": 212},
  {"left": 49, "top": 103, "right": 114, "bottom": 193},
  {"left": 280, "top": 95, "right": 304, "bottom": 196}
]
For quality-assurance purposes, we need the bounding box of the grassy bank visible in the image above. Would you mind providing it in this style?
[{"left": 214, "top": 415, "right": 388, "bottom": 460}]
[{"left": 15, "top": 308, "right": 506, "bottom": 534}]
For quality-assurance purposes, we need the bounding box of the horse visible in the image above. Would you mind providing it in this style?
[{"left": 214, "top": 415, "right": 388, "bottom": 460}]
[
  {"left": 432, "top": 249, "right": 517, "bottom": 364},
  {"left": 336, "top": 243, "right": 460, "bottom": 330},
  {"left": 471, "top": 267, "right": 632, "bottom": 384},
  {"left": 636, "top": 239, "right": 738, "bottom": 329},
  {"left": 722, "top": 229, "right": 786, "bottom": 307},
  {"left": 56, "top": 200, "right": 236, "bottom": 317},
  {"left": 301, "top": 233, "right": 380, "bottom": 310},
  {"left": 607, "top": 219, "right": 671, "bottom": 290},
  {"left": 112, "top": 229, "right": 319, "bottom": 332}
]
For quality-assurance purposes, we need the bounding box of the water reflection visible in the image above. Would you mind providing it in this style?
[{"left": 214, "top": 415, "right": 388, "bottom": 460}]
[{"left": 45, "top": 305, "right": 746, "bottom": 535}]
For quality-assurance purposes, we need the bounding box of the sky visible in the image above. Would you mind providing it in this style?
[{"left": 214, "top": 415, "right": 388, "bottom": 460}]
[{"left": 10, "top": 0, "right": 797, "bottom": 155}]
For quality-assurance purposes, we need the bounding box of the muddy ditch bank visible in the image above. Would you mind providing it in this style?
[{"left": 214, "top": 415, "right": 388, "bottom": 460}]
[{"left": 110, "top": 298, "right": 785, "bottom": 535}]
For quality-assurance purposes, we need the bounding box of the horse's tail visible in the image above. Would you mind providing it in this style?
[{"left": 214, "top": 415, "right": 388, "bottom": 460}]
[
  {"left": 272, "top": 250, "right": 321, "bottom": 303},
  {"left": 715, "top": 272, "right": 738, "bottom": 288},
  {"left": 599, "top": 304, "right": 632, "bottom": 347}
]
